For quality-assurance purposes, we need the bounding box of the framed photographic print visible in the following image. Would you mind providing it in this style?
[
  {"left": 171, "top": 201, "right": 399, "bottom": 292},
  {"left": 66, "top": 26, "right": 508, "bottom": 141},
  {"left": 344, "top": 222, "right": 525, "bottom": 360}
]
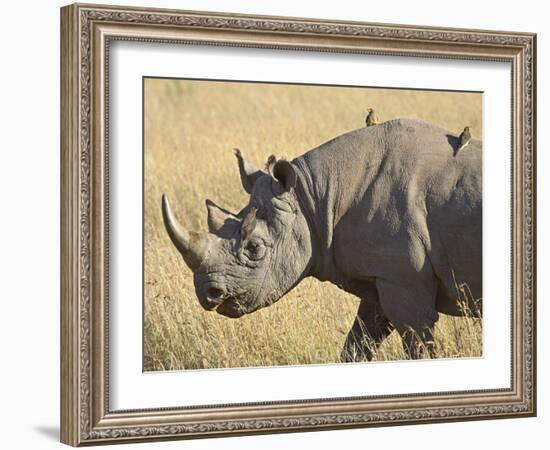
[{"left": 60, "top": 3, "right": 536, "bottom": 446}]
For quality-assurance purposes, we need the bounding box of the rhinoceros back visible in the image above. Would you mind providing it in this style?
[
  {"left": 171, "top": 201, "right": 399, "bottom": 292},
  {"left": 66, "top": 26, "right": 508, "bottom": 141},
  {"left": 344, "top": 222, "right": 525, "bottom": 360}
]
[{"left": 292, "top": 118, "right": 482, "bottom": 303}]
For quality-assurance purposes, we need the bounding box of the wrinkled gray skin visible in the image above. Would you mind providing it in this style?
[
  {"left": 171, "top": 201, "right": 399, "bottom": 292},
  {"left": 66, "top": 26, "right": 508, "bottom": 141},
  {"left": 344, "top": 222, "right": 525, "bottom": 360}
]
[{"left": 162, "top": 119, "right": 482, "bottom": 360}]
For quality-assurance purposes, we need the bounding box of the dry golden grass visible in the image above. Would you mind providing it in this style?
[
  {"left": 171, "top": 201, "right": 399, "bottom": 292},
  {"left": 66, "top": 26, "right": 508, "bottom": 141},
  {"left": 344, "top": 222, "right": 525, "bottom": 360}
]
[{"left": 143, "top": 78, "right": 482, "bottom": 371}]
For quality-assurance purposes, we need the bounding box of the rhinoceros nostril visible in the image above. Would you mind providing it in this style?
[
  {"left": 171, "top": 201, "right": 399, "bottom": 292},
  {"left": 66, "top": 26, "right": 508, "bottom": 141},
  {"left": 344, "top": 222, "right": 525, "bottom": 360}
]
[{"left": 206, "top": 287, "right": 225, "bottom": 304}]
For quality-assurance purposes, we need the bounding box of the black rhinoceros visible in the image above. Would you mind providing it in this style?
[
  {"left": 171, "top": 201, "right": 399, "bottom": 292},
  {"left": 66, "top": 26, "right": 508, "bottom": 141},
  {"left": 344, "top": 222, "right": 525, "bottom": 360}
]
[{"left": 162, "top": 118, "right": 482, "bottom": 360}]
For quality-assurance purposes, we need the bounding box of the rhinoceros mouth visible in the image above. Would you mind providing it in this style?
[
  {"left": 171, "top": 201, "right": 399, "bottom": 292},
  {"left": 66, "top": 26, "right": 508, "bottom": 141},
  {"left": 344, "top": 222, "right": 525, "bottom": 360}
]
[{"left": 215, "top": 298, "right": 247, "bottom": 318}]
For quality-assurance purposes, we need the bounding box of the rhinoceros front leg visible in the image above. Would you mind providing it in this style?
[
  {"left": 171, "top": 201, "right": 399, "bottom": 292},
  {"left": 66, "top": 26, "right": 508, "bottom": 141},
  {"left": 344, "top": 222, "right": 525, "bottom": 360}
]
[
  {"left": 340, "top": 291, "right": 393, "bottom": 363},
  {"left": 376, "top": 279, "right": 439, "bottom": 359}
]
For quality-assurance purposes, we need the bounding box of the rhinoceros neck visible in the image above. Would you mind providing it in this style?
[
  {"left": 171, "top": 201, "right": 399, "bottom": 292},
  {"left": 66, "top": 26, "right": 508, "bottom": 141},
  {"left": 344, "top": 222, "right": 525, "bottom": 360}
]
[
  {"left": 292, "top": 127, "right": 385, "bottom": 282},
  {"left": 292, "top": 158, "right": 326, "bottom": 280}
]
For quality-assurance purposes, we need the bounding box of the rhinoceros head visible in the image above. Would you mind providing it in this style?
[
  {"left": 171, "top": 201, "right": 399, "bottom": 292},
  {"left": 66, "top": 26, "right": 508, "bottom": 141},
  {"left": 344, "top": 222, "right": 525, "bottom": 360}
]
[{"left": 161, "top": 151, "right": 313, "bottom": 318}]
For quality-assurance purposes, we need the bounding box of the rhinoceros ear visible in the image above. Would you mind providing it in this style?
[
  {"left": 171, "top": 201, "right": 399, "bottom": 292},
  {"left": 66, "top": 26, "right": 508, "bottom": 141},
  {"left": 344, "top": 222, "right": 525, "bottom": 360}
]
[
  {"left": 206, "top": 199, "right": 236, "bottom": 233},
  {"left": 271, "top": 159, "right": 297, "bottom": 194},
  {"left": 234, "top": 148, "right": 264, "bottom": 194}
]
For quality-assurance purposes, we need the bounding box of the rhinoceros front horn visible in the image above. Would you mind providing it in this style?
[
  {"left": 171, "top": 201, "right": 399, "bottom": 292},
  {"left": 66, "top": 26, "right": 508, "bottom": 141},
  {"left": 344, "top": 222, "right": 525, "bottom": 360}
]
[{"left": 161, "top": 194, "right": 209, "bottom": 271}]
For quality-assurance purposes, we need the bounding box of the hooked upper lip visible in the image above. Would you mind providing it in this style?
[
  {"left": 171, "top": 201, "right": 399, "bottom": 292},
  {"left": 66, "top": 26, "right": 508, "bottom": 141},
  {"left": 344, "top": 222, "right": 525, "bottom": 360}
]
[
  {"left": 200, "top": 283, "right": 227, "bottom": 311},
  {"left": 198, "top": 282, "right": 247, "bottom": 317},
  {"left": 206, "top": 286, "right": 225, "bottom": 302}
]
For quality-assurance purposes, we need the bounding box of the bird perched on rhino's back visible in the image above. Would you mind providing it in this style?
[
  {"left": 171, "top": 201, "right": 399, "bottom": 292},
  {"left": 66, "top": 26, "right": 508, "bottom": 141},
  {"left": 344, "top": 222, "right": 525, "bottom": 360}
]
[
  {"left": 455, "top": 126, "right": 472, "bottom": 156},
  {"left": 365, "top": 108, "right": 379, "bottom": 127}
]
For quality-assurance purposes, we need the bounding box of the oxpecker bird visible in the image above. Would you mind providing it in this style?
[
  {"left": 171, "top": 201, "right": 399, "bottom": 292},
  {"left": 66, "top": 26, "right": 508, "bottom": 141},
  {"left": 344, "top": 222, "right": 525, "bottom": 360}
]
[
  {"left": 365, "top": 108, "right": 379, "bottom": 127},
  {"left": 455, "top": 126, "right": 472, "bottom": 156},
  {"left": 265, "top": 154, "right": 277, "bottom": 171},
  {"left": 240, "top": 207, "right": 258, "bottom": 244}
]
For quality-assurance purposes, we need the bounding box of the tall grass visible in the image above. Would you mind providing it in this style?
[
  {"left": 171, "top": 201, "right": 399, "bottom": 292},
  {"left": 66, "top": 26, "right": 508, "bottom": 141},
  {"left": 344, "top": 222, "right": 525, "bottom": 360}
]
[{"left": 143, "top": 78, "right": 482, "bottom": 371}]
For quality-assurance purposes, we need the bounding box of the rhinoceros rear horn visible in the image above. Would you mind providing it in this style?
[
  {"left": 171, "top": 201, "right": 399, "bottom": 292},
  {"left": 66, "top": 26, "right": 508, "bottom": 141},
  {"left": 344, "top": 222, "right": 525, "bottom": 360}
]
[
  {"left": 206, "top": 199, "right": 236, "bottom": 233},
  {"left": 161, "top": 195, "right": 209, "bottom": 270},
  {"left": 234, "top": 148, "right": 264, "bottom": 194}
]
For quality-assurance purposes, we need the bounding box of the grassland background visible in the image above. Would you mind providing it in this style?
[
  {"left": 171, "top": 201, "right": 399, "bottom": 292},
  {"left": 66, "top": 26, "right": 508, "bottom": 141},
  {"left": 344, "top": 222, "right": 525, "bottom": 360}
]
[{"left": 144, "top": 78, "right": 482, "bottom": 371}]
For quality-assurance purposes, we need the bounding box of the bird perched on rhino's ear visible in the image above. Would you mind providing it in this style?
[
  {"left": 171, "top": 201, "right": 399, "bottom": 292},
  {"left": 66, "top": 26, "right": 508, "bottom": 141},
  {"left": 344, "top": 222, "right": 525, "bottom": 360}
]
[
  {"left": 240, "top": 207, "right": 258, "bottom": 244},
  {"left": 365, "top": 108, "right": 379, "bottom": 127},
  {"left": 265, "top": 154, "right": 277, "bottom": 171},
  {"left": 455, "top": 126, "right": 472, "bottom": 157}
]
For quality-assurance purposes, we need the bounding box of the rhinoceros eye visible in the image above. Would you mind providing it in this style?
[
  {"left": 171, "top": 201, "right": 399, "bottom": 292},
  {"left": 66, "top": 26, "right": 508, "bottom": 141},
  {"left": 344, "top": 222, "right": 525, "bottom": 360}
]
[{"left": 244, "top": 240, "right": 266, "bottom": 261}]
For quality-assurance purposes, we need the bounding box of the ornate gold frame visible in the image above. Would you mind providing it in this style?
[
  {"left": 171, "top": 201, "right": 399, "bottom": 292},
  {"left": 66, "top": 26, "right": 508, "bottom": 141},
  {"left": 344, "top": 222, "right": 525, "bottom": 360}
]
[{"left": 60, "top": 3, "right": 536, "bottom": 446}]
